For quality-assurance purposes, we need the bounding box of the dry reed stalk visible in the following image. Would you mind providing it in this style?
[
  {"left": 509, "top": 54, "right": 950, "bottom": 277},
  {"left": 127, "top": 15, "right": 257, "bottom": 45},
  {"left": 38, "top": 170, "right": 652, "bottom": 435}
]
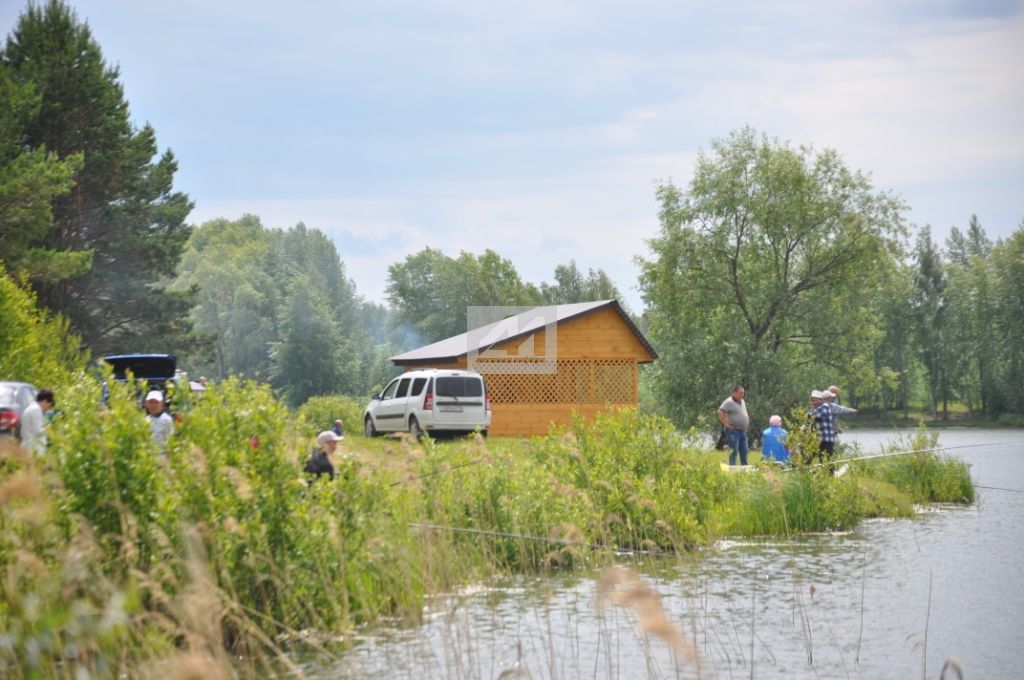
[
  {"left": 939, "top": 656, "right": 964, "bottom": 679},
  {"left": 0, "top": 469, "right": 43, "bottom": 504},
  {"left": 922, "top": 570, "right": 933, "bottom": 680},
  {"left": 596, "top": 566, "right": 698, "bottom": 664},
  {"left": 0, "top": 437, "right": 31, "bottom": 464}
]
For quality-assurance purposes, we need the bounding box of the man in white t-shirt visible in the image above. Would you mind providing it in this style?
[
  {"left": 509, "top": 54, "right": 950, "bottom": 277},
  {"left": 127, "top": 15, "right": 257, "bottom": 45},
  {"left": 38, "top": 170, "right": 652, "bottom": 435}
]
[
  {"left": 20, "top": 388, "right": 55, "bottom": 457},
  {"left": 145, "top": 390, "right": 173, "bottom": 453}
]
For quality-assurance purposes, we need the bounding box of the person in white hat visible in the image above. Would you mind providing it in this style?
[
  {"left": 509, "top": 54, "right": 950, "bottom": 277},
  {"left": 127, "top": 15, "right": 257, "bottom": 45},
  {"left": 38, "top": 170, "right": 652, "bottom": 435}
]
[
  {"left": 304, "top": 430, "right": 343, "bottom": 481},
  {"left": 145, "top": 390, "right": 173, "bottom": 453}
]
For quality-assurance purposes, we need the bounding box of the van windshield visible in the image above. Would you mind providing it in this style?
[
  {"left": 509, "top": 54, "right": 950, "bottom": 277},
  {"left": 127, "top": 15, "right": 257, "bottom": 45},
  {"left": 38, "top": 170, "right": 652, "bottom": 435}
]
[{"left": 435, "top": 377, "right": 483, "bottom": 398}]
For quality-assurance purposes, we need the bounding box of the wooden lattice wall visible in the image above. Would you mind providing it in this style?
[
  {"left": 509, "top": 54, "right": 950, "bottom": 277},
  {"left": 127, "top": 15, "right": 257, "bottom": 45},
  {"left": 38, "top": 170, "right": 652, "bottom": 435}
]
[{"left": 478, "top": 358, "right": 636, "bottom": 404}]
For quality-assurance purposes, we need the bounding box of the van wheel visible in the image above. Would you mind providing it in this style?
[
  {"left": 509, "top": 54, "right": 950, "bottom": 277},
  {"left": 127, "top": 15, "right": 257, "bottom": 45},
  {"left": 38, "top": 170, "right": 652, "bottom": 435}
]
[
  {"left": 408, "top": 416, "right": 423, "bottom": 441},
  {"left": 364, "top": 416, "right": 378, "bottom": 438}
]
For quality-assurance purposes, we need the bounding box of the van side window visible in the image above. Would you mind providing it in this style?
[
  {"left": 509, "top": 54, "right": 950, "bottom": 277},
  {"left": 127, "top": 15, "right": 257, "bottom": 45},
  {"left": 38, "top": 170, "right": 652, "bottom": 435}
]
[
  {"left": 396, "top": 378, "right": 411, "bottom": 398},
  {"left": 410, "top": 377, "right": 428, "bottom": 396},
  {"left": 381, "top": 379, "right": 400, "bottom": 400}
]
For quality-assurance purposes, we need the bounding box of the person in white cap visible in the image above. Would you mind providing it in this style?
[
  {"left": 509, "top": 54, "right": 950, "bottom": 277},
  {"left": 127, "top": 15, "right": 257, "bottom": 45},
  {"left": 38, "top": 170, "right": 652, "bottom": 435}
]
[
  {"left": 823, "top": 385, "right": 848, "bottom": 433},
  {"left": 304, "top": 430, "right": 343, "bottom": 481},
  {"left": 145, "top": 390, "right": 173, "bottom": 453}
]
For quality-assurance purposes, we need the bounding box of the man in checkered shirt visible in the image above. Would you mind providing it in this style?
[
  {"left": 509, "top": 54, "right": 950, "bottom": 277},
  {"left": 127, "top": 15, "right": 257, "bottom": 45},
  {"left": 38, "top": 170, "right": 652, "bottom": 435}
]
[{"left": 809, "top": 389, "right": 858, "bottom": 468}]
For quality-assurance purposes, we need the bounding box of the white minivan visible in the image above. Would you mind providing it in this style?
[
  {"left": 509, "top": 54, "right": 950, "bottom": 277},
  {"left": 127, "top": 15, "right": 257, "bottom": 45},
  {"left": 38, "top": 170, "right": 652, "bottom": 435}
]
[{"left": 363, "top": 369, "right": 490, "bottom": 439}]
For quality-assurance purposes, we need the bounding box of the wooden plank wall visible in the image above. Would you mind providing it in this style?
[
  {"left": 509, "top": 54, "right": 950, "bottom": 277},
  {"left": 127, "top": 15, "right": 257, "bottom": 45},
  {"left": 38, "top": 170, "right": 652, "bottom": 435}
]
[
  {"left": 489, "top": 403, "right": 637, "bottom": 437},
  {"left": 486, "top": 307, "right": 652, "bottom": 361}
]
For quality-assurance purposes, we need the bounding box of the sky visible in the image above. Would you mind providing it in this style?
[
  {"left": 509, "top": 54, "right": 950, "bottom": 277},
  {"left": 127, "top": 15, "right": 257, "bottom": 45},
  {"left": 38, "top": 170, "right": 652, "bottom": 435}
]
[{"left": 2, "top": 0, "right": 1022, "bottom": 311}]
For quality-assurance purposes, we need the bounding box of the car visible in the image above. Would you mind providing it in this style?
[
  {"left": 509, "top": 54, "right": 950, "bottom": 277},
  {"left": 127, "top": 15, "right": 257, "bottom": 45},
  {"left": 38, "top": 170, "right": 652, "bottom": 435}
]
[
  {"left": 101, "top": 354, "right": 186, "bottom": 408},
  {"left": 364, "top": 369, "right": 490, "bottom": 439},
  {"left": 0, "top": 381, "right": 39, "bottom": 439}
]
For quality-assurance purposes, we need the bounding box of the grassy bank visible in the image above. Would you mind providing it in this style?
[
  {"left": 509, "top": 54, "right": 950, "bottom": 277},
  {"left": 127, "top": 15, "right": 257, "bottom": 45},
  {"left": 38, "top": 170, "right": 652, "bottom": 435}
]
[{"left": 0, "top": 379, "right": 975, "bottom": 677}]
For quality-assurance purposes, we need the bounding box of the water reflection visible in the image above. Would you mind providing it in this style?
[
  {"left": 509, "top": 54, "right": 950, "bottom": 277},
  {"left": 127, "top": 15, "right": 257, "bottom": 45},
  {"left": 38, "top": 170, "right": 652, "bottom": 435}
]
[{"left": 316, "top": 429, "right": 1024, "bottom": 679}]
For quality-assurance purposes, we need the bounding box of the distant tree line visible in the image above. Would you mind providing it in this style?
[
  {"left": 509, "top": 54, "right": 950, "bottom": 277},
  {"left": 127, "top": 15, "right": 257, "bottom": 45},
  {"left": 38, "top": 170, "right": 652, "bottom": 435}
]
[
  {"left": 2, "top": 2, "right": 1021, "bottom": 421},
  {"left": 171, "top": 218, "right": 625, "bottom": 404}
]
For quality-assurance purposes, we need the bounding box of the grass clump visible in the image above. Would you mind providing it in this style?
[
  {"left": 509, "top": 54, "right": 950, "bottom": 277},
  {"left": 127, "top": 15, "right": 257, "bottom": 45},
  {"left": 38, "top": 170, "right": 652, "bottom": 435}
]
[
  {"left": 716, "top": 469, "right": 863, "bottom": 536},
  {"left": 856, "top": 430, "right": 975, "bottom": 504}
]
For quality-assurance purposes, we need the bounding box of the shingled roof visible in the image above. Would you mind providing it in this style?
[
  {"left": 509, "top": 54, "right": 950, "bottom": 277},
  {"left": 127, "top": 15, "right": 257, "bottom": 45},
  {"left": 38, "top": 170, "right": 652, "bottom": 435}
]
[{"left": 390, "top": 299, "right": 657, "bottom": 366}]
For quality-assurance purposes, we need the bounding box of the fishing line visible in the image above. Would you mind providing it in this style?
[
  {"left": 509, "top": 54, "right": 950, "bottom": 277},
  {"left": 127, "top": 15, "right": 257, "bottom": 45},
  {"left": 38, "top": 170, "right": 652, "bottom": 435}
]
[
  {"left": 388, "top": 458, "right": 487, "bottom": 487},
  {"left": 408, "top": 522, "right": 670, "bottom": 556},
  {"left": 781, "top": 439, "right": 1024, "bottom": 473},
  {"left": 974, "top": 485, "right": 1024, "bottom": 494}
]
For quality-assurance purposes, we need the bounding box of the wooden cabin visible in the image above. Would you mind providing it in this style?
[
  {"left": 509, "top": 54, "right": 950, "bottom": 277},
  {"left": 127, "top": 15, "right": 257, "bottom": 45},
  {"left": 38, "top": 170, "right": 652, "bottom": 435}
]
[{"left": 390, "top": 300, "right": 657, "bottom": 436}]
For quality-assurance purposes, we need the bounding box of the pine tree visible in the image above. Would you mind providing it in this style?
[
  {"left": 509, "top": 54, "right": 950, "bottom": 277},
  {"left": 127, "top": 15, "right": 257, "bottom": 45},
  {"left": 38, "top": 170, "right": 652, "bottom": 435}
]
[
  {"left": 0, "top": 61, "right": 88, "bottom": 283},
  {"left": 1, "top": 0, "right": 195, "bottom": 354}
]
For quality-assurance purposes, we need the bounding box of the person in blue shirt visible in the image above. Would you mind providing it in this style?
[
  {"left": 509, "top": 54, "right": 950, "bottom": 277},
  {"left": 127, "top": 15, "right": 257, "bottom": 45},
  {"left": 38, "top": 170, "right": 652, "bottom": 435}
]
[{"left": 761, "top": 414, "right": 789, "bottom": 465}]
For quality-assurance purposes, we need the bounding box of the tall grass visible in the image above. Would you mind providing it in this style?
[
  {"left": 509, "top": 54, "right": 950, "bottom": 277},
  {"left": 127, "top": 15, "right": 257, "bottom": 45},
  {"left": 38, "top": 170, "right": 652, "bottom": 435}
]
[
  {"left": 0, "top": 383, "right": 975, "bottom": 676},
  {"left": 856, "top": 431, "right": 975, "bottom": 504}
]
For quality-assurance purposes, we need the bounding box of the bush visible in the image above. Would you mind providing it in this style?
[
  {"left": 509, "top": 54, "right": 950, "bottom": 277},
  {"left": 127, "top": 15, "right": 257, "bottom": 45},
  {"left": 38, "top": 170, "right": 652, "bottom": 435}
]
[
  {"left": 297, "top": 394, "right": 366, "bottom": 439},
  {"left": 54, "top": 373, "right": 166, "bottom": 569},
  {"left": 0, "top": 267, "right": 84, "bottom": 387},
  {"left": 857, "top": 430, "right": 975, "bottom": 504},
  {"left": 532, "top": 409, "right": 727, "bottom": 549},
  {"left": 718, "top": 469, "right": 863, "bottom": 536}
]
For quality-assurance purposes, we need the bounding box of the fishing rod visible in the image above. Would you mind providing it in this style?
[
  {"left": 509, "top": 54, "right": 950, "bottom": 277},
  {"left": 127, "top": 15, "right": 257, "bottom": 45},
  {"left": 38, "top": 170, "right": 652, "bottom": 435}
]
[
  {"left": 388, "top": 458, "right": 488, "bottom": 487},
  {"left": 782, "top": 439, "right": 1024, "bottom": 473},
  {"left": 974, "top": 485, "right": 1024, "bottom": 494}
]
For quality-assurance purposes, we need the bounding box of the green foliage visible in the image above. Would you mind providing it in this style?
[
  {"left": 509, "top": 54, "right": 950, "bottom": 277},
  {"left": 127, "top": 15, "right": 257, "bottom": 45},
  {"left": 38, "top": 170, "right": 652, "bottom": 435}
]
[
  {"left": 54, "top": 371, "right": 166, "bottom": 568},
  {"left": 0, "top": 455, "right": 153, "bottom": 678},
  {"left": 386, "top": 247, "right": 545, "bottom": 343},
  {"left": 860, "top": 453, "right": 974, "bottom": 504},
  {"left": 717, "top": 471, "right": 862, "bottom": 535},
  {"left": 0, "top": 61, "right": 89, "bottom": 285},
  {"left": 296, "top": 394, "right": 366, "bottom": 440},
  {"left": 172, "top": 217, "right": 375, "bottom": 403},
  {"left": 989, "top": 228, "right": 1024, "bottom": 414},
  {"left": 912, "top": 227, "right": 950, "bottom": 417},
  {"left": 165, "top": 378, "right": 424, "bottom": 629},
  {"left": 637, "top": 127, "right": 906, "bottom": 429},
  {"left": 417, "top": 435, "right": 586, "bottom": 570},
  {"left": 0, "top": 265, "right": 84, "bottom": 387},
  {"left": 854, "top": 476, "right": 915, "bottom": 518},
  {"left": 854, "top": 430, "right": 974, "bottom": 504},
  {"left": 540, "top": 260, "right": 623, "bottom": 306},
  {"left": 535, "top": 410, "right": 727, "bottom": 548}
]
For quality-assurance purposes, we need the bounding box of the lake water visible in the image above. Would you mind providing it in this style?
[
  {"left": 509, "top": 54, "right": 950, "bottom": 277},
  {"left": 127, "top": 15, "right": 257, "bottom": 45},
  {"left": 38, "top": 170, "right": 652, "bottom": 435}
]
[{"left": 315, "top": 429, "right": 1024, "bottom": 679}]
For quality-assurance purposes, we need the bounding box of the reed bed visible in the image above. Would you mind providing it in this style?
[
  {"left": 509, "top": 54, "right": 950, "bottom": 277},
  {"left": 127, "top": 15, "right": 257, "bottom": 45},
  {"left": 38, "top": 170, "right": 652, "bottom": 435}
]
[{"left": 0, "top": 379, "right": 975, "bottom": 677}]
